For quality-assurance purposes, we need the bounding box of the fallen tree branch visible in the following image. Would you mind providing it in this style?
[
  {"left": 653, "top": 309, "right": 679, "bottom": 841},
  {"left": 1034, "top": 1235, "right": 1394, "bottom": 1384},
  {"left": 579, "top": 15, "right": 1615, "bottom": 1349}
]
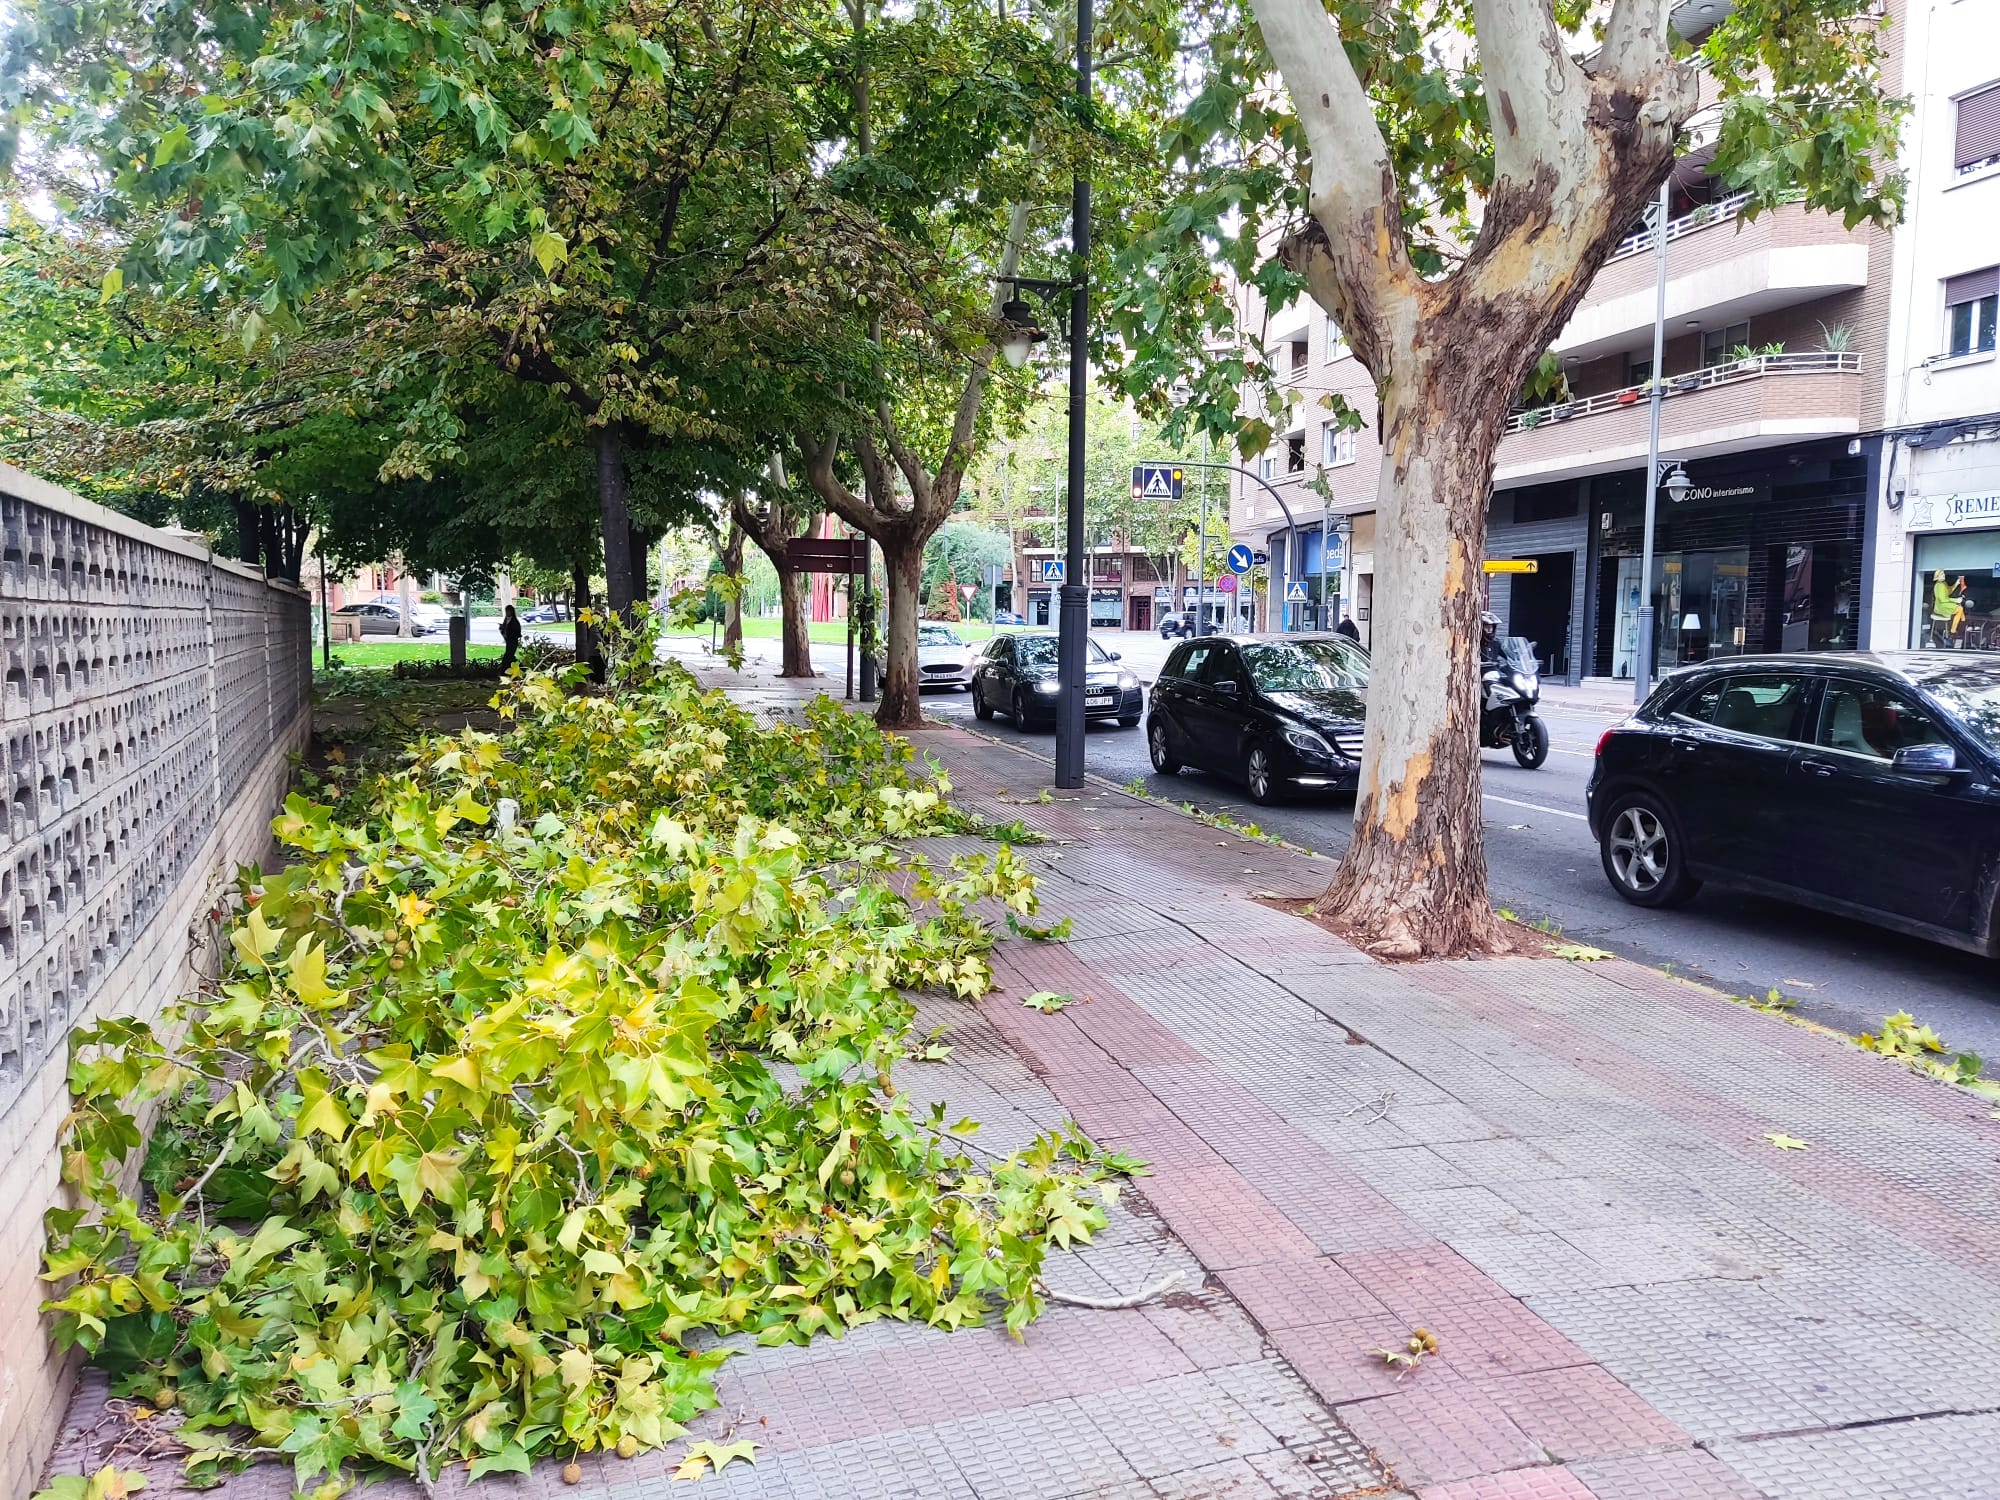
[{"left": 1040, "top": 1270, "right": 1184, "bottom": 1309}]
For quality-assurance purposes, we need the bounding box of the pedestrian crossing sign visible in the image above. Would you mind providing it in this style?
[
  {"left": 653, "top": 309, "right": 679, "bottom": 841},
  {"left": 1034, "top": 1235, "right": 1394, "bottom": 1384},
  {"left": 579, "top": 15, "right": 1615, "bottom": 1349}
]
[
  {"left": 1285, "top": 581, "right": 1308, "bottom": 603},
  {"left": 1131, "top": 465, "right": 1186, "bottom": 500}
]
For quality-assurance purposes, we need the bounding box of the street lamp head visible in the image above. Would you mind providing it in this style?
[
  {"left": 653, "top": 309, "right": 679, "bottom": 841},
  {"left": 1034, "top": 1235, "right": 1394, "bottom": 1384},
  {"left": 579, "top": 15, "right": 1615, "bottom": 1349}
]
[
  {"left": 998, "top": 296, "right": 1046, "bottom": 369},
  {"left": 1664, "top": 464, "right": 1693, "bottom": 504}
]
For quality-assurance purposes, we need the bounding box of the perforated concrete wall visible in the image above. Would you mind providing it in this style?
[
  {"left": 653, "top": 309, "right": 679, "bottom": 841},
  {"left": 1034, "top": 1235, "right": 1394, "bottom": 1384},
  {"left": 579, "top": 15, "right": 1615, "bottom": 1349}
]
[{"left": 0, "top": 463, "right": 310, "bottom": 1500}]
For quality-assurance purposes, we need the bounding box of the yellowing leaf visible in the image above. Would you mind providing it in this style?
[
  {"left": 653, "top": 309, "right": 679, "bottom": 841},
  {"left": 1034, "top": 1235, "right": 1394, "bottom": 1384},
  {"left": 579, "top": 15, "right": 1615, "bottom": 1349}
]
[
  {"left": 431, "top": 1054, "right": 481, "bottom": 1091},
  {"left": 676, "top": 1441, "right": 756, "bottom": 1481},
  {"left": 296, "top": 1079, "right": 351, "bottom": 1142},
  {"left": 530, "top": 231, "right": 568, "bottom": 274},
  {"left": 1763, "top": 1133, "right": 1810, "bottom": 1151},
  {"left": 1549, "top": 943, "right": 1612, "bottom": 962},
  {"left": 396, "top": 892, "right": 434, "bottom": 928}
]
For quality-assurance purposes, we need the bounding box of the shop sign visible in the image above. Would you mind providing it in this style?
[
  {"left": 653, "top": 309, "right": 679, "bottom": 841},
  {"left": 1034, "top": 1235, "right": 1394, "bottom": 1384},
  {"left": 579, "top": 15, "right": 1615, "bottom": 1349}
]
[{"left": 1904, "top": 492, "right": 2000, "bottom": 533}]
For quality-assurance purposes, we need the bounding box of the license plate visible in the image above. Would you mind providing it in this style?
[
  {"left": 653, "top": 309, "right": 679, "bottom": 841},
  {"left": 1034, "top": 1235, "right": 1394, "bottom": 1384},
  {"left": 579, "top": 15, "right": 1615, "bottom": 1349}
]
[{"left": 1087, "top": 692, "right": 1113, "bottom": 705}]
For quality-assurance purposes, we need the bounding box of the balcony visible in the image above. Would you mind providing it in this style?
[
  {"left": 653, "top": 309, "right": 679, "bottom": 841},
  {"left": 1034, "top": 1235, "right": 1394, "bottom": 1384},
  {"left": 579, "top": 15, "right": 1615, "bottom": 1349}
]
[
  {"left": 1494, "top": 352, "right": 1862, "bottom": 486},
  {"left": 1551, "top": 196, "right": 1868, "bottom": 364}
]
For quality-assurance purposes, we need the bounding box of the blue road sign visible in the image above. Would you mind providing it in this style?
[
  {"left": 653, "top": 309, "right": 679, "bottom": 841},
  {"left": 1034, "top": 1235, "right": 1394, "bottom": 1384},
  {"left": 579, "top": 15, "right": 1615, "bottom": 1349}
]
[
  {"left": 1286, "top": 581, "right": 1308, "bottom": 603},
  {"left": 1042, "top": 559, "right": 1064, "bottom": 582},
  {"left": 1132, "top": 464, "right": 1186, "bottom": 500},
  {"left": 1252, "top": 550, "right": 1270, "bottom": 567},
  {"left": 1226, "top": 544, "right": 1254, "bottom": 575}
]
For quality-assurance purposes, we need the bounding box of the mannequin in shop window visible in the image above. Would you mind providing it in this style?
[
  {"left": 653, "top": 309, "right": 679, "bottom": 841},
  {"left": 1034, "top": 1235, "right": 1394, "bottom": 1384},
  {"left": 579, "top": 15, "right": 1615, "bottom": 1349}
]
[{"left": 1931, "top": 570, "right": 1968, "bottom": 646}]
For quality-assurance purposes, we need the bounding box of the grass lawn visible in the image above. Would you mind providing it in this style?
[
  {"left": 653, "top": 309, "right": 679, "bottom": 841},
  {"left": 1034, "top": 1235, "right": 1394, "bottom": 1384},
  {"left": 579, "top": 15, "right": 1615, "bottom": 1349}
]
[{"left": 319, "top": 641, "right": 503, "bottom": 670}]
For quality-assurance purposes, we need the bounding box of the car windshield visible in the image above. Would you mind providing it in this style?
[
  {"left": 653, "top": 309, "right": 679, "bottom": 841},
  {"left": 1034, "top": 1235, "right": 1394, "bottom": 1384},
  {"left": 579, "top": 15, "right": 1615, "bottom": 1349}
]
[
  {"left": 1014, "top": 636, "right": 1111, "bottom": 668},
  {"left": 1240, "top": 640, "right": 1369, "bottom": 692},
  {"left": 1920, "top": 672, "right": 2000, "bottom": 754},
  {"left": 918, "top": 625, "right": 962, "bottom": 647}
]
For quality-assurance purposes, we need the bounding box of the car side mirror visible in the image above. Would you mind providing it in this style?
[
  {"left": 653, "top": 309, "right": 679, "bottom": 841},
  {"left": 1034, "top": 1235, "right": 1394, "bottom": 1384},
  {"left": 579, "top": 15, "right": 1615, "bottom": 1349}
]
[
  {"left": 1214, "top": 679, "right": 1240, "bottom": 697},
  {"left": 1109, "top": 651, "right": 1122, "bottom": 661},
  {"left": 1891, "top": 743, "right": 1959, "bottom": 774}
]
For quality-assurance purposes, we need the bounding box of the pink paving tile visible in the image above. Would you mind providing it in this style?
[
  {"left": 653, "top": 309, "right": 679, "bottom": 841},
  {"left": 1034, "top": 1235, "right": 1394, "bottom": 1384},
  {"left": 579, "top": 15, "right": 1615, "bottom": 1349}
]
[
  {"left": 1220, "top": 1256, "right": 1393, "bottom": 1330},
  {"left": 1479, "top": 1366, "right": 1690, "bottom": 1462},
  {"left": 1067, "top": 991, "right": 1208, "bottom": 1065},
  {"left": 1423, "top": 1296, "right": 1593, "bottom": 1380},
  {"left": 1337, "top": 1242, "right": 1510, "bottom": 1320},
  {"left": 1571, "top": 1446, "right": 1768, "bottom": 1499},
  {"left": 1269, "top": 1314, "right": 1446, "bottom": 1404},
  {"left": 1139, "top": 1163, "right": 1322, "bottom": 1269},
  {"left": 1337, "top": 1377, "right": 1547, "bottom": 1488},
  {"left": 1420, "top": 1467, "right": 1597, "bottom": 1500}
]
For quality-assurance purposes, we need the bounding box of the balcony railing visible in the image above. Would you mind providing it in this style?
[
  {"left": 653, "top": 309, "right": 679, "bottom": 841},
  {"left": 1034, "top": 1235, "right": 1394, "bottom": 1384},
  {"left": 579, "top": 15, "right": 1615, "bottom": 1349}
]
[
  {"left": 1607, "top": 189, "right": 1753, "bottom": 262},
  {"left": 1503, "top": 351, "right": 1861, "bottom": 436}
]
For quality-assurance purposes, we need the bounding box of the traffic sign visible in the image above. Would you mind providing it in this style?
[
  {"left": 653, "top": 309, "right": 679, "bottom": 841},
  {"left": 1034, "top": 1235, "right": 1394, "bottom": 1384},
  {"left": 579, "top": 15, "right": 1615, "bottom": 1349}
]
[
  {"left": 1252, "top": 550, "right": 1270, "bottom": 567},
  {"left": 1226, "top": 544, "right": 1254, "bottom": 575},
  {"left": 1042, "top": 559, "right": 1065, "bottom": 582},
  {"left": 1131, "top": 464, "right": 1185, "bottom": 500},
  {"left": 1216, "top": 575, "right": 1238, "bottom": 594},
  {"left": 1285, "top": 581, "right": 1308, "bottom": 603},
  {"left": 1482, "top": 559, "right": 1539, "bottom": 574}
]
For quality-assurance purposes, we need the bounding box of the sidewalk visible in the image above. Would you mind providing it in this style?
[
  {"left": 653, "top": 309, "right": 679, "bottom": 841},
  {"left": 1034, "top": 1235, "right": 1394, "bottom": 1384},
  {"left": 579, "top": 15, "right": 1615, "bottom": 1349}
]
[{"left": 47, "top": 658, "right": 2000, "bottom": 1500}]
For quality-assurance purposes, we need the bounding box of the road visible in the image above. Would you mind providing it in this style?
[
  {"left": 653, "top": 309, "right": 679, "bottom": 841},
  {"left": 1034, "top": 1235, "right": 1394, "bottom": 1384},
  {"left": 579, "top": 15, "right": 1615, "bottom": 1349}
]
[{"left": 703, "top": 626, "right": 2000, "bottom": 1055}]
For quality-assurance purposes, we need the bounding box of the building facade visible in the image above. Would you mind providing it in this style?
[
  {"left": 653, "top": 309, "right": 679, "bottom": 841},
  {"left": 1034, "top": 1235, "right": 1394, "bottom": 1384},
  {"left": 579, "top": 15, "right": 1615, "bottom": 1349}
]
[{"left": 1868, "top": 0, "right": 2000, "bottom": 650}]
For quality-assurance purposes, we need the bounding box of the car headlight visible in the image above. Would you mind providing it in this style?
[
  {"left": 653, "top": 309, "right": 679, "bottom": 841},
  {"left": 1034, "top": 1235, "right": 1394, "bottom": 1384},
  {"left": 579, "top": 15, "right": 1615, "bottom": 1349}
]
[
  {"left": 1280, "top": 723, "right": 1333, "bottom": 756},
  {"left": 1118, "top": 671, "right": 1139, "bottom": 689},
  {"left": 1034, "top": 678, "right": 1061, "bottom": 693}
]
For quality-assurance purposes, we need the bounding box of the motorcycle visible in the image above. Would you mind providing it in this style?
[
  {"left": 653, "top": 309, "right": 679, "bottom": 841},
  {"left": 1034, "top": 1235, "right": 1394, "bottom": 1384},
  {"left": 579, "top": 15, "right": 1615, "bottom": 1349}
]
[{"left": 1481, "top": 636, "right": 1550, "bottom": 769}]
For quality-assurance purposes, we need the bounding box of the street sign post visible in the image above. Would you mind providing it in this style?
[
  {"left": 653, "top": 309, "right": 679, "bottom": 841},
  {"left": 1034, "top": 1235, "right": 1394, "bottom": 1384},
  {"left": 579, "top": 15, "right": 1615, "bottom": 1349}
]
[
  {"left": 1226, "top": 544, "right": 1254, "bottom": 575},
  {"left": 1042, "top": 559, "right": 1066, "bottom": 583},
  {"left": 1482, "top": 559, "right": 1540, "bottom": 574},
  {"left": 787, "top": 536, "right": 873, "bottom": 703},
  {"left": 1130, "top": 465, "right": 1186, "bottom": 501}
]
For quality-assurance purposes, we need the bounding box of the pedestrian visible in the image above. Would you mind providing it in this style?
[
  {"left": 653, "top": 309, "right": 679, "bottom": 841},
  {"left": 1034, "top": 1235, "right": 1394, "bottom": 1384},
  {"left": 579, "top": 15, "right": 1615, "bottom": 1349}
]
[
  {"left": 500, "top": 603, "right": 522, "bottom": 672},
  {"left": 1335, "top": 613, "right": 1360, "bottom": 642}
]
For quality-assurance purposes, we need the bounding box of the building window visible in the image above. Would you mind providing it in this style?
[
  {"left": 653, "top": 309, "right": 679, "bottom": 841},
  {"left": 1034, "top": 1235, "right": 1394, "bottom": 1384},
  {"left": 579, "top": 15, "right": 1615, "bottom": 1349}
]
[
  {"left": 1702, "top": 321, "right": 1752, "bottom": 367},
  {"left": 1288, "top": 338, "right": 1309, "bottom": 377},
  {"left": 1324, "top": 317, "right": 1348, "bottom": 362},
  {"left": 1285, "top": 433, "right": 1306, "bottom": 474},
  {"left": 1625, "top": 353, "right": 1653, "bottom": 386},
  {"left": 1258, "top": 455, "right": 1276, "bottom": 481},
  {"left": 1945, "top": 268, "right": 1998, "bottom": 358},
  {"left": 1957, "top": 81, "right": 2000, "bottom": 177},
  {"left": 1321, "top": 425, "right": 1357, "bottom": 466}
]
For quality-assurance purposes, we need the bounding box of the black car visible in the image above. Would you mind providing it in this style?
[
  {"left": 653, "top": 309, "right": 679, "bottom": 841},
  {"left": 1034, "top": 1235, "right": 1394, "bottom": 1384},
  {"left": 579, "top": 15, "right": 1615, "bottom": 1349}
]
[
  {"left": 1159, "top": 611, "right": 1194, "bottom": 639},
  {"left": 1587, "top": 652, "right": 2000, "bottom": 955},
  {"left": 970, "top": 632, "right": 1144, "bottom": 729},
  {"left": 1145, "top": 633, "right": 1368, "bottom": 803}
]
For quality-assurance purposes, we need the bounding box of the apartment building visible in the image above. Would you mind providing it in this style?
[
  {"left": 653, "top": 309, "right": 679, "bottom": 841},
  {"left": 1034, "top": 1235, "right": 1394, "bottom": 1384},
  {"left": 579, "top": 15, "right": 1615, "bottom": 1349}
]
[
  {"left": 1230, "top": 0, "right": 1926, "bottom": 683},
  {"left": 1010, "top": 517, "right": 1185, "bottom": 630},
  {"left": 1868, "top": 0, "right": 2000, "bottom": 650}
]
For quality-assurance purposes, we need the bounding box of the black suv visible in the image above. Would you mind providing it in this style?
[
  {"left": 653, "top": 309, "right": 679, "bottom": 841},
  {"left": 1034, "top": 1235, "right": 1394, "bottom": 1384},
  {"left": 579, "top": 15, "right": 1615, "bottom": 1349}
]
[
  {"left": 1587, "top": 652, "right": 2000, "bottom": 955},
  {"left": 1145, "top": 634, "right": 1368, "bottom": 803}
]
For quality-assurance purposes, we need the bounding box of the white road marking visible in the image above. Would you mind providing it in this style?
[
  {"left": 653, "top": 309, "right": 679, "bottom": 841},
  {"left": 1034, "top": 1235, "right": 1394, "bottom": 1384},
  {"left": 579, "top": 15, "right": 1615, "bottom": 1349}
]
[{"left": 1482, "top": 792, "right": 1590, "bottom": 822}]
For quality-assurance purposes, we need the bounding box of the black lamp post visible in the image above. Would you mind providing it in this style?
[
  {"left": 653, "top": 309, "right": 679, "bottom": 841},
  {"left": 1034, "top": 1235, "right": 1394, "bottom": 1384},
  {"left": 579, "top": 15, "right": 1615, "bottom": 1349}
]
[{"left": 995, "top": 0, "right": 1092, "bottom": 789}]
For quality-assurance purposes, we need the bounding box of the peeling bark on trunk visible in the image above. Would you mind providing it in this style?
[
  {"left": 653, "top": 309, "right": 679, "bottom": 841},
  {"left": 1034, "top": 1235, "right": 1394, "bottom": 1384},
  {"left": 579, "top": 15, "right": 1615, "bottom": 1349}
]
[
  {"left": 1314, "top": 349, "right": 1514, "bottom": 958},
  {"left": 876, "top": 536, "right": 923, "bottom": 729},
  {"left": 721, "top": 522, "right": 745, "bottom": 653},
  {"left": 595, "top": 424, "right": 637, "bottom": 620}
]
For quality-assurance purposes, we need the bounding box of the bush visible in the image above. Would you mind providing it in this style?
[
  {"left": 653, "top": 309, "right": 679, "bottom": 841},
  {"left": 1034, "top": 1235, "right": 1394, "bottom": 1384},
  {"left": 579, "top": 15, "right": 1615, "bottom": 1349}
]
[
  {"left": 390, "top": 639, "right": 578, "bottom": 681},
  {"left": 43, "top": 661, "right": 1113, "bottom": 1488}
]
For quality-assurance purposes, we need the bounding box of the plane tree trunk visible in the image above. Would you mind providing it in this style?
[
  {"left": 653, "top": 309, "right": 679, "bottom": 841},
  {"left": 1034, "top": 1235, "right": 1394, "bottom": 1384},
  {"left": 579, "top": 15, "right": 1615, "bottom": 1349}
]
[
  {"left": 720, "top": 520, "right": 746, "bottom": 653},
  {"left": 731, "top": 484, "right": 818, "bottom": 678},
  {"left": 876, "top": 532, "right": 924, "bottom": 727}
]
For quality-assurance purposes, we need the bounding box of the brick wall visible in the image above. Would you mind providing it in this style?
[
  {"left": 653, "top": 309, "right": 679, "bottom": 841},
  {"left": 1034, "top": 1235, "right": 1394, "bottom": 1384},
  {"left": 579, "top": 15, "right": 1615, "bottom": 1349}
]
[{"left": 0, "top": 463, "right": 311, "bottom": 1500}]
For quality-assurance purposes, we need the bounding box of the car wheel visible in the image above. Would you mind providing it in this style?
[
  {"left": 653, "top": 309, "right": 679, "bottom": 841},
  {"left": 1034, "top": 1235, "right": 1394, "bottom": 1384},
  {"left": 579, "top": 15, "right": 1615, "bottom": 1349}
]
[
  {"left": 1600, "top": 793, "right": 1699, "bottom": 908},
  {"left": 973, "top": 682, "right": 994, "bottom": 721},
  {"left": 1243, "top": 742, "right": 1281, "bottom": 805},
  {"left": 1512, "top": 715, "right": 1550, "bottom": 770},
  {"left": 1148, "top": 720, "right": 1181, "bottom": 774},
  {"left": 1012, "top": 690, "right": 1034, "bottom": 729}
]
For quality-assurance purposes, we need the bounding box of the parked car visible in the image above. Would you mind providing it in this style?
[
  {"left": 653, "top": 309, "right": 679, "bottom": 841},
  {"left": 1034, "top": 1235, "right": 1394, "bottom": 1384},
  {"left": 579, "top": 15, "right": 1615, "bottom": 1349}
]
[
  {"left": 1146, "top": 634, "right": 1368, "bottom": 804},
  {"left": 993, "top": 609, "right": 1025, "bottom": 626},
  {"left": 520, "top": 601, "right": 568, "bottom": 624},
  {"left": 883, "top": 622, "right": 974, "bottom": 689},
  {"left": 971, "top": 632, "right": 1143, "bottom": 729},
  {"left": 1587, "top": 652, "right": 2000, "bottom": 956},
  {"left": 1158, "top": 611, "right": 1194, "bottom": 639},
  {"left": 372, "top": 595, "right": 451, "bottom": 632},
  {"left": 333, "top": 602, "right": 430, "bottom": 637}
]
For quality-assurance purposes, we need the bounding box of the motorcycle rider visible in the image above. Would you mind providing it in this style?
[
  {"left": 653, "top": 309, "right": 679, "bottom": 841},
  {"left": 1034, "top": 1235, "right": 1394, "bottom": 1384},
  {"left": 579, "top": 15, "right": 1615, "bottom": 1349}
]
[{"left": 1480, "top": 611, "right": 1505, "bottom": 669}]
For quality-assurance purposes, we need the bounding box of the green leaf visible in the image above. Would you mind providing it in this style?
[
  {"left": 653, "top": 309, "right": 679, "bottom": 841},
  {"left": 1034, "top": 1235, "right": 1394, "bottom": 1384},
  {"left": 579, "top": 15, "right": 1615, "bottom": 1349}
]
[
  {"left": 98, "top": 267, "right": 124, "bottom": 304},
  {"left": 530, "top": 231, "right": 567, "bottom": 274},
  {"left": 1022, "top": 991, "right": 1070, "bottom": 1013}
]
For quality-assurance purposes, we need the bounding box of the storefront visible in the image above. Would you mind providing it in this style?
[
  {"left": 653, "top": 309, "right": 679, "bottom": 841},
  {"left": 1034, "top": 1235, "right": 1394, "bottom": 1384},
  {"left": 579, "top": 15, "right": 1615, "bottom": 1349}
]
[
  {"left": 1900, "top": 488, "right": 2000, "bottom": 648},
  {"left": 1585, "top": 441, "right": 1874, "bottom": 680},
  {"left": 1485, "top": 480, "right": 1591, "bottom": 682}
]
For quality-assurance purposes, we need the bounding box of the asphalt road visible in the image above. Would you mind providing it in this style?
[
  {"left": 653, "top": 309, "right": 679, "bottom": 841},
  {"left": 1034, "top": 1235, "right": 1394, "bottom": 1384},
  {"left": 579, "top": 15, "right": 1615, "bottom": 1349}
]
[{"left": 709, "top": 626, "right": 2000, "bottom": 1057}]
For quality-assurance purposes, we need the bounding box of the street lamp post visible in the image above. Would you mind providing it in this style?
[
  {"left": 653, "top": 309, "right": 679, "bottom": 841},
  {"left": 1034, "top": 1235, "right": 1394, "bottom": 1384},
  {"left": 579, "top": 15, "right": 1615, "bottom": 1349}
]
[{"left": 995, "top": 0, "right": 1092, "bottom": 789}]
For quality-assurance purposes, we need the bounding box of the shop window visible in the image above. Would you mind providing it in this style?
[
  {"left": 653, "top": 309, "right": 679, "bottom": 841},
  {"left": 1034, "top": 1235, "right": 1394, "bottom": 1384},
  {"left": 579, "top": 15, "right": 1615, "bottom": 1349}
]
[
  {"left": 1322, "top": 426, "right": 1357, "bottom": 466},
  {"left": 1957, "top": 81, "right": 2000, "bottom": 177},
  {"left": 1286, "top": 434, "right": 1307, "bottom": 474},
  {"left": 1702, "top": 322, "right": 1752, "bottom": 367},
  {"left": 1909, "top": 534, "right": 2000, "bottom": 649},
  {"left": 1945, "top": 267, "right": 1998, "bottom": 358}
]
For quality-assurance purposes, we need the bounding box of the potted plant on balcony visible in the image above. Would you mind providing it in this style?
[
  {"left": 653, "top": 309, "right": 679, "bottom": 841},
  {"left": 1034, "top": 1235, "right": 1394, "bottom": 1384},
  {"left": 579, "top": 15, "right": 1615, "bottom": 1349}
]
[
  {"left": 1672, "top": 370, "right": 1702, "bottom": 393},
  {"left": 1818, "top": 322, "right": 1854, "bottom": 354}
]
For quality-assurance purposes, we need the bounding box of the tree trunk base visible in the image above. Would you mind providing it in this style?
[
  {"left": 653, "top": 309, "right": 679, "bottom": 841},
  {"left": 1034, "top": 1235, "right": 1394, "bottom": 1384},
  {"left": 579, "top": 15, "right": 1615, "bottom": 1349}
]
[{"left": 1309, "top": 862, "right": 1517, "bottom": 962}]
